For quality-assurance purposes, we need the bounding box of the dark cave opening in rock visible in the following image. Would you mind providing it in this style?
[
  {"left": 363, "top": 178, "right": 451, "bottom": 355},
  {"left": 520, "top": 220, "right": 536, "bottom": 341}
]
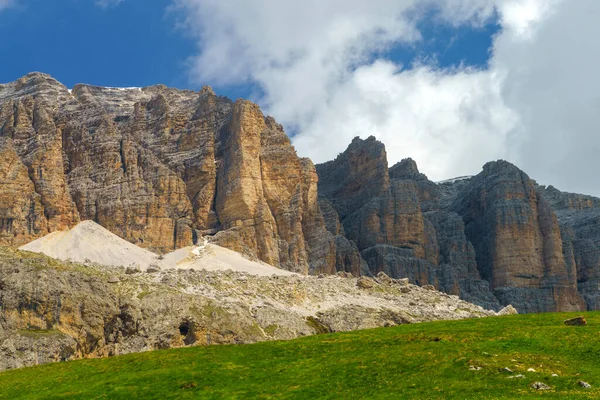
[{"left": 179, "top": 322, "right": 189, "bottom": 336}]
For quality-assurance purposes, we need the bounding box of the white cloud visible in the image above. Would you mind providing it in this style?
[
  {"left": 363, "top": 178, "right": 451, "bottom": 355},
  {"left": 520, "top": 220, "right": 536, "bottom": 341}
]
[
  {"left": 173, "top": 0, "right": 600, "bottom": 195},
  {"left": 0, "top": 0, "right": 15, "bottom": 11},
  {"left": 95, "top": 0, "right": 124, "bottom": 8}
]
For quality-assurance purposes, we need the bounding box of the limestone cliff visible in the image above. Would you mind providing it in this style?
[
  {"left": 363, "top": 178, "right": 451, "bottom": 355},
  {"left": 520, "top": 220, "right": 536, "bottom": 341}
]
[
  {"left": 316, "top": 137, "right": 600, "bottom": 313},
  {"left": 451, "top": 161, "right": 585, "bottom": 313},
  {"left": 317, "top": 137, "right": 500, "bottom": 310},
  {"left": 0, "top": 73, "right": 335, "bottom": 274},
  {"left": 537, "top": 185, "right": 600, "bottom": 309},
  {"left": 3, "top": 73, "right": 600, "bottom": 314}
]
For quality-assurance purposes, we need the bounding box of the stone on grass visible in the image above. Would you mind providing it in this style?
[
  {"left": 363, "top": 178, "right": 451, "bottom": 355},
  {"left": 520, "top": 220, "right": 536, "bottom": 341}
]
[
  {"left": 578, "top": 381, "right": 592, "bottom": 389},
  {"left": 531, "top": 382, "right": 551, "bottom": 390},
  {"left": 564, "top": 316, "right": 587, "bottom": 326},
  {"left": 497, "top": 305, "right": 518, "bottom": 316}
]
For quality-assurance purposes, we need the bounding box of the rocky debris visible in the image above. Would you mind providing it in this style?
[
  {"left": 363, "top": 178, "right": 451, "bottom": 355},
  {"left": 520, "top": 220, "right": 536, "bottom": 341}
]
[
  {"left": 147, "top": 265, "right": 161, "bottom": 273},
  {"left": 21, "top": 221, "right": 297, "bottom": 277},
  {"left": 531, "top": 382, "right": 552, "bottom": 390},
  {"left": 125, "top": 266, "right": 141, "bottom": 274},
  {"left": 502, "top": 367, "right": 514, "bottom": 373},
  {"left": 578, "top": 381, "right": 592, "bottom": 389},
  {"left": 422, "top": 284, "right": 436, "bottom": 291},
  {"left": 508, "top": 374, "right": 525, "bottom": 379},
  {"left": 497, "top": 305, "right": 519, "bottom": 316},
  {"left": 527, "top": 368, "right": 536, "bottom": 372},
  {"left": 376, "top": 271, "right": 393, "bottom": 284},
  {"left": 396, "top": 278, "right": 409, "bottom": 286},
  {"left": 564, "top": 316, "right": 587, "bottom": 326},
  {"left": 357, "top": 276, "right": 377, "bottom": 289},
  {"left": 19, "top": 221, "right": 160, "bottom": 269},
  {"left": 469, "top": 366, "right": 482, "bottom": 371},
  {"left": 0, "top": 247, "right": 495, "bottom": 372}
]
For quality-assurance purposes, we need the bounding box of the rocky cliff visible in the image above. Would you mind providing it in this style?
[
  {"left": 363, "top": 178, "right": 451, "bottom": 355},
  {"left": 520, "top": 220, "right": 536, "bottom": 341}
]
[
  {"left": 316, "top": 137, "right": 597, "bottom": 313},
  {"left": 317, "top": 137, "right": 500, "bottom": 311},
  {"left": 0, "top": 73, "right": 335, "bottom": 274},
  {"left": 2, "top": 73, "right": 600, "bottom": 314}
]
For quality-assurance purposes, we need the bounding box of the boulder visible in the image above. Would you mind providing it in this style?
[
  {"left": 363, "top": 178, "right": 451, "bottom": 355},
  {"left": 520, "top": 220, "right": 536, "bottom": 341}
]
[
  {"left": 497, "top": 305, "right": 518, "bottom": 316},
  {"left": 356, "top": 276, "right": 377, "bottom": 289},
  {"left": 564, "top": 316, "right": 587, "bottom": 326}
]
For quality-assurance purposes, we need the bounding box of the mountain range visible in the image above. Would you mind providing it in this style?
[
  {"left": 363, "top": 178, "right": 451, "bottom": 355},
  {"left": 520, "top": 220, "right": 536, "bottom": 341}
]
[{"left": 2, "top": 72, "right": 599, "bottom": 313}]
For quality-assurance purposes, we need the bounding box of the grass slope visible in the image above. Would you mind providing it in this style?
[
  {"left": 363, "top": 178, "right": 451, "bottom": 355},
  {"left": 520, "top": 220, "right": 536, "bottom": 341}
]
[{"left": 1, "top": 312, "right": 599, "bottom": 399}]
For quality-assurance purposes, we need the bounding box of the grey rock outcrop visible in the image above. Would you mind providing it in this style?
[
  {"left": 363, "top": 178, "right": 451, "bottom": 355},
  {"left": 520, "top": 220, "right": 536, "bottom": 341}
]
[
  {"left": 317, "top": 137, "right": 500, "bottom": 310},
  {"left": 0, "top": 247, "right": 494, "bottom": 371}
]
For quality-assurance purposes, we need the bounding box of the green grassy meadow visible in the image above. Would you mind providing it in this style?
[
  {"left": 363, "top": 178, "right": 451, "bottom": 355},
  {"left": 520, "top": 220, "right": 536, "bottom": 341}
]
[{"left": 0, "top": 312, "right": 598, "bottom": 399}]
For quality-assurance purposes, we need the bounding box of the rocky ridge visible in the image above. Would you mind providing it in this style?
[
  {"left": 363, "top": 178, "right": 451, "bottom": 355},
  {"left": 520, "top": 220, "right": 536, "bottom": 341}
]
[
  {"left": 2, "top": 73, "right": 600, "bottom": 314},
  {"left": 316, "top": 137, "right": 597, "bottom": 313},
  {"left": 0, "top": 247, "right": 495, "bottom": 371}
]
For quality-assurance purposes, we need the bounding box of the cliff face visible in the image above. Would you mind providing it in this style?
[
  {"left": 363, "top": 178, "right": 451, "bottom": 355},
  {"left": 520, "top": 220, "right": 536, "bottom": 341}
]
[
  {"left": 2, "top": 73, "right": 600, "bottom": 313},
  {"left": 316, "top": 137, "right": 599, "bottom": 313},
  {"left": 538, "top": 185, "right": 600, "bottom": 309},
  {"left": 0, "top": 73, "right": 335, "bottom": 274},
  {"left": 317, "top": 137, "right": 500, "bottom": 310},
  {"left": 451, "top": 161, "right": 585, "bottom": 313}
]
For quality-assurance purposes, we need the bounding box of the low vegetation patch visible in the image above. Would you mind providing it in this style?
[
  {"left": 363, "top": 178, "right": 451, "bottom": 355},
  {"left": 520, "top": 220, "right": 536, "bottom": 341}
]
[{"left": 0, "top": 312, "right": 599, "bottom": 399}]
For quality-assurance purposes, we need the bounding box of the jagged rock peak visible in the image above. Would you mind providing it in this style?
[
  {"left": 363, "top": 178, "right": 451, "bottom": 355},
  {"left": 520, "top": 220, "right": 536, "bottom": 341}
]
[
  {"left": 200, "top": 85, "right": 215, "bottom": 96},
  {"left": 481, "top": 159, "right": 530, "bottom": 179},
  {"left": 389, "top": 157, "right": 428, "bottom": 181},
  {"left": 0, "top": 72, "right": 69, "bottom": 100},
  {"left": 316, "top": 135, "right": 389, "bottom": 217}
]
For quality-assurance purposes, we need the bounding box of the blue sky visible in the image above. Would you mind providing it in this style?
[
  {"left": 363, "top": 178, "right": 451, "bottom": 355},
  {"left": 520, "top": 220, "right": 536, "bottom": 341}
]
[
  {"left": 1, "top": 1, "right": 599, "bottom": 196},
  {"left": 0, "top": 0, "right": 498, "bottom": 101}
]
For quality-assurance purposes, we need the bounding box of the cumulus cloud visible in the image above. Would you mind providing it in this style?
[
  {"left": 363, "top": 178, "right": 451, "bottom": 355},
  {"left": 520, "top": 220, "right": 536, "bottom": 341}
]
[{"left": 172, "top": 0, "right": 600, "bottom": 195}]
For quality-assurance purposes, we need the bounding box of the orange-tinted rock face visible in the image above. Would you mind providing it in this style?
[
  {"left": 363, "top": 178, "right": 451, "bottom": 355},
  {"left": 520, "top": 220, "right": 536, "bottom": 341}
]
[
  {"left": 0, "top": 73, "right": 335, "bottom": 273},
  {"left": 0, "top": 138, "right": 48, "bottom": 244}
]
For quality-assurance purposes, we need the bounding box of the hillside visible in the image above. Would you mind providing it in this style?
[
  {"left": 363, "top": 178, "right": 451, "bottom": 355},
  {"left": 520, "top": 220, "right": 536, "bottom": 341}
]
[
  {"left": 0, "top": 312, "right": 597, "bottom": 399},
  {"left": 0, "top": 246, "right": 494, "bottom": 371}
]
